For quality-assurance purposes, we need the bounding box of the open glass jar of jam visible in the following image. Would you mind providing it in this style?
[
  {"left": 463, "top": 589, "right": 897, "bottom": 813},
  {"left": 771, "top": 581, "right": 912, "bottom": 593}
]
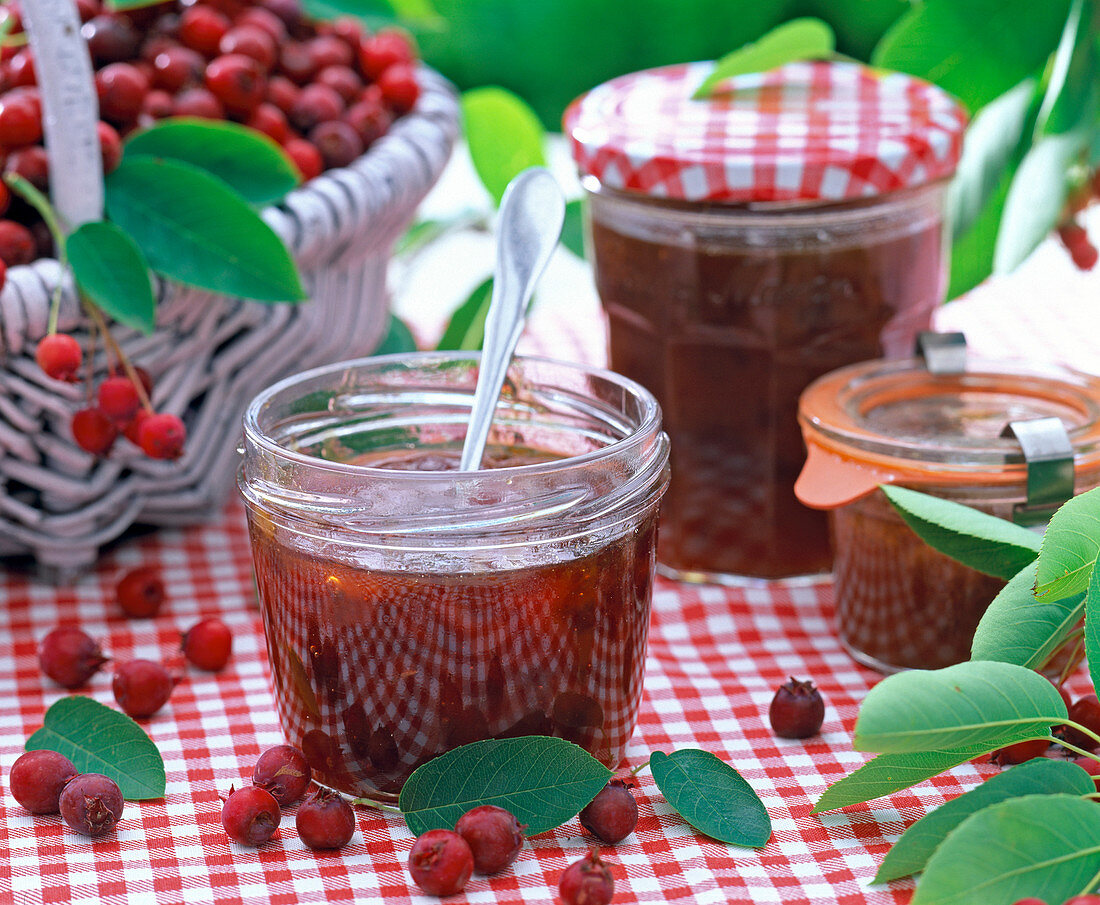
[
  {"left": 239, "top": 353, "right": 669, "bottom": 799},
  {"left": 565, "top": 60, "right": 967, "bottom": 583},
  {"left": 796, "top": 353, "right": 1100, "bottom": 673}
]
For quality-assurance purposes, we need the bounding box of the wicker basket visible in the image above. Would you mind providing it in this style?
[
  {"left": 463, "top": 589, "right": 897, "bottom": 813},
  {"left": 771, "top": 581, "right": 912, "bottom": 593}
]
[{"left": 0, "top": 0, "right": 460, "bottom": 580}]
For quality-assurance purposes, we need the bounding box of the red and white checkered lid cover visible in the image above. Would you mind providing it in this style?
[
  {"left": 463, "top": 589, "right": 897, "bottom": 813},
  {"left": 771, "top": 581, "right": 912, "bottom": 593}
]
[{"left": 564, "top": 59, "right": 968, "bottom": 203}]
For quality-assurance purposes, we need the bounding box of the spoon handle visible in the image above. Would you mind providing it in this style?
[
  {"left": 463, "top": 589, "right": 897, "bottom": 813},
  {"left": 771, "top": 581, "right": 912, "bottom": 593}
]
[{"left": 459, "top": 168, "right": 565, "bottom": 471}]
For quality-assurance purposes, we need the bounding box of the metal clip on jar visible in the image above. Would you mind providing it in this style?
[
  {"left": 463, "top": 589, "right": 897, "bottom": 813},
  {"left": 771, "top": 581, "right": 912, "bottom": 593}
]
[
  {"left": 239, "top": 353, "right": 669, "bottom": 799},
  {"left": 566, "top": 60, "right": 967, "bottom": 583},
  {"left": 795, "top": 347, "right": 1100, "bottom": 673}
]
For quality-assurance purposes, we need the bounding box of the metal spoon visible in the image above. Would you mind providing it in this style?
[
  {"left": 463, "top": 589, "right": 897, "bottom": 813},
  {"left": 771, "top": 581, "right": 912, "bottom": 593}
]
[{"left": 459, "top": 167, "right": 566, "bottom": 471}]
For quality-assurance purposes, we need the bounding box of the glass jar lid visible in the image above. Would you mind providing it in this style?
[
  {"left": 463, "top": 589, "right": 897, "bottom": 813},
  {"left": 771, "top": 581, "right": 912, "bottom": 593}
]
[
  {"left": 563, "top": 60, "right": 967, "bottom": 203},
  {"left": 795, "top": 356, "right": 1100, "bottom": 508}
]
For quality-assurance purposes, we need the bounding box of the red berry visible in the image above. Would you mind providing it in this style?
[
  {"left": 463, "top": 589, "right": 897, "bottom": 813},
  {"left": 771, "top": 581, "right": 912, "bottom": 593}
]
[
  {"left": 327, "top": 18, "right": 364, "bottom": 52},
  {"left": 222, "top": 785, "right": 280, "bottom": 845},
  {"left": 455, "top": 805, "right": 525, "bottom": 874},
  {"left": 5, "top": 144, "right": 48, "bottom": 191},
  {"left": 8, "top": 750, "right": 78, "bottom": 814},
  {"left": 0, "top": 219, "right": 35, "bottom": 267},
  {"left": 277, "top": 41, "right": 316, "bottom": 84},
  {"left": 769, "top": 677, "right": 825, "bottom": 739},
  {"left": 72, "top": 407, "right": 119, "bottom": 456},
  {"left": 357, "top": 29, "right": 414, "bottom": 81},
  {"left": 295, "top": 787, "right": 355, "bottom": 850},
  {"left": 290, "top": 83, "right": 343, "bottom": 133},
  {"left": 173, "top": 87, "right": 225, "bottom": 120},
  {"left": 1065, "top": 897, "right": 1100, "bottom": 905},
  {"left": 0, "top": 259, "right": 7, "bottom": 293},
  {"left": 1071, "top": 240, "right": 1099, "bottom": 271},
  {"left": 98, "top": 120, "right": 123, "bottom": 174},
  {"left": 578, "top": 778, "right": 638, "bottom": 844},
  {"left": 408, "top": 829, "right": 474, "bottom": 897},
  {"left": 7, "top": 49, "right": 36, "bottom": 88},
  {"left": 95, "top": 62, "right": 150, "bottom": 125},
  {"left": 38, "top": 626, "right": 108, "bottom": 688},
  {"left": 142, "top": 89, "right": 175, "bottom": 120},
  {"left": 182, "top": 617, "right": 232, "bottom": 671},
  {"left": 558, "top": 850, "right": 614, "bottom": 905},
  {"left": 138, "top": 412, "right": 186, "bottom": 459},
  {"left": 178, "top": 4, "right": 231, "bottom": 56},
  {"left": 245, "top": 102, "right": 289, "bottom": 144},
  {"left": 316, "top": 64, "right": 362, "bottom": 104},
  {"left": 1008, "top": 900, "right": 1048, "bottom": 905},
  {"left": 220, "top": 25, "right": 277, "bottom": 71},
  {"left": 284, "top": 137, "right": 322, "bottom": 181},
  {"left": 308, "top": 35, "right": 353, "bottom": 71},
  {"left": 74, "top": 0, "right": 100, "bottom": 22},
  {"left": 35, "top": 333, "right": 83, "bottom": 382},
  {"left": 991, "top": 737, "right": 1050, "bottom": 765},
  {"left": 377, "top": 63, "right": 419, "bottom": 114},
  {"left": 236, "top": 7, "right": 287, "bottom": 43},
  {"left": 252, "top": 744, "right": 311, "bottom": 806},
  {"left": 1063, "top": 695, "right": 1100, "bottom": 752},
  {"left": 124, "top": 408, "right": 150, "bottom": 445},
  {"left": 97, "top": 375, "right": 141, "bottom": 425},
  {"left": 309, "top": 120, "right": 363, "bottom": 170},
  {"left": 60, "top": 773, "right": 124, "bottom": 836},
  {"left": 0, "top": 181, "right": 9, "bottom": 217},
  {"left": 345, "top": 95, "right": 391, "bottom": 148},
  {"left": 152, "top": 45, "right": 205, "bottom": 93},
  {"left": 116, "top": 566, "right": 165, "bottom": 618},
  {"left": 112, "top": 659, "right": 176, "bottom": 719},
  {"left": 205, "top": 53, "right": 266, "bottom": 116},
  {"left": 265, "top": 74, "right": 299, "bottom": 113},
  {"left": 0, "top": 90, "right": 42, "bottom": 146},
  {"left": 260, "top": 0, "right": 302, "bottom": 28},
  {"left": 81, "top": 14, "right": 140, "bottom": 66},
  {"left": 1073, "top": 756, "right": 1100, "bottom": 788}
]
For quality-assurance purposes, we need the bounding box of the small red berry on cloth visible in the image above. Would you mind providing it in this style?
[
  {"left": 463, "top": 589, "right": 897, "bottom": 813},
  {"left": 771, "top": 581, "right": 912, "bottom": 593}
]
[
  {"left": 769, "top": 677, "right": 825, "bottom": 739},
  {"left": 408, "top": 829, "right": 474, "bottom": 896}
]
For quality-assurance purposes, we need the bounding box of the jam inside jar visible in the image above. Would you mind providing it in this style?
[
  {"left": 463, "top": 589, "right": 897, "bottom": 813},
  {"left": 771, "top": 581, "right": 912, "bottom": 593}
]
[{"left": 239, "top": 353, "right": 669, "bottom": 798}]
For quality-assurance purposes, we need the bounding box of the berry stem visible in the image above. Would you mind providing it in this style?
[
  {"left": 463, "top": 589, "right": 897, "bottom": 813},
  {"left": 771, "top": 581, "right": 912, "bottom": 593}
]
[
  {"left": 348, "top": 796, "right": 403, "bottom": 816},
  {"left": 1056, "top": 727, "right": 1100, "bottom": 763},
  {"left": 1056, "top": 631, "right": 1087, "bottom": 687},
  {"left": 629, "top": 759, "right": 651, "bottom": 777},
  {"left": 82, "top": 299, "right": 154, "bottom": 412},
  {"left": 5, "top": 173, "right": 70, "bottom": 335}
]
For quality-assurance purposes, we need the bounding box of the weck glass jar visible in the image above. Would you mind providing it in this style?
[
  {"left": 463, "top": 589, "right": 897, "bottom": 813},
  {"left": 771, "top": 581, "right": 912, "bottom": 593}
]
[
  {"left": 239, "top": 353, "right": 669, "bottom": 799},
  {"left": 565, "top": 60, "right": 968, "bottom": 583},
  {"left": 796, "top": 354, "right": 1100, "bottom": 673}
]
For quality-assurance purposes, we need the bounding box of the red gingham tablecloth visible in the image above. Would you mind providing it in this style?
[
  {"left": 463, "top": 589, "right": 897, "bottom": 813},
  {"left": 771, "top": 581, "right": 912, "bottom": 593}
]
[{"left": 2, "top": 219, "right": 1098, "bottom": 904}]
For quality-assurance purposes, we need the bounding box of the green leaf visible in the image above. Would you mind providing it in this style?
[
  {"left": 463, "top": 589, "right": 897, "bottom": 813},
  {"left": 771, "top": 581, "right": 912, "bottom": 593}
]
[
  {"left": 853, "top": 661, "right": 1065, "bottom": 754},
  {"left": 1086, "top": 558, "right": 1100, "bottom": 692},
  {"left": 105, "top": 157, "right": 305, "bottom": 302},
  {"left": 813, "top": 743, "right": 1037, "bottom": 813},
  {"left": 398, "top": 736, "right": 612, "bottom": 837},
  {"left": 105, "top": 0, "right": 172, "bottom": 10},
  {"left": 912, "top": 794, "right": 1100, "bottom": 905},
  {"left": 993, "top": 129, "right": 1088, "bottom": 273},
  {"left": 67, "top": 221, "right": 156, "bottom": 335},
  {"left": 560, "top": 199, "right": 586, "bottom": 259},
  {"left": 649, "top": 749, "right": 770, "bottom": 847},
  {"left": 301, "top": 0, "right": 440, "bottom": 27},
  {"left": 123, "top": 119, "right": 300, "bottom": 207},
  {"left": 948, "top": 78, "right": 1037, "bottom": 239},
  {"left": 1036, "top": 487, "right": 1100, "bottom": 601},
  {"left": 436, "top": 276, "right": 492, "bottom": 351},
  {"left": 874, "top": 758, "right": 1094, "bottom": 883},
  {"left": 971, "top": 561, "right": 1085, "bottom": 669},
  {"left": 373, "top": 314, "right": 417, "bottom": 355},
  {"left": 461, "top": 88, "right": 546, "bottom": 207},
  {"left": 1036, "top": 0, "right": 1100, "bottom": 136},
  {"left": 871, "top": 0, "right": 1071, "bottom": 113},
  {"left": 946, "top": 161, "right": 1016, "bottom": 299},
  {"left": 692, "top": 18, "right": 835, "bottom": 99},
  {"left": 881, "top": 485, "right": 1040, "bottom": 581},
  {"left": 25, "top": 697, "right": 165, "bottom": 801}
]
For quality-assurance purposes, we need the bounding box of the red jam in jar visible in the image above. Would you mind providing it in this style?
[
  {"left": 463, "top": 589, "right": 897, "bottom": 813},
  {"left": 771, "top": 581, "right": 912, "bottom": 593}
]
[
  {"left": 796, "top": 356, "right": 1100, "bottom": 673},
  {"left": 566, "top": 60, "right": 967, "bottom": 582},
  {"left": 239, "top": 354, "right": 669, "bottom": 798}
]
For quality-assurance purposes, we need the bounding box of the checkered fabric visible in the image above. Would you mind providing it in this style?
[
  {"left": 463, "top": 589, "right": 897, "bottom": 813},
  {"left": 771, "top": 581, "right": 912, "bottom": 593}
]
[
  {"left": 564, "top": 61, "right": 967, "bottom": 202},
  {"left": 3, "top": 496, "right": 1059, "bottom": 905}
]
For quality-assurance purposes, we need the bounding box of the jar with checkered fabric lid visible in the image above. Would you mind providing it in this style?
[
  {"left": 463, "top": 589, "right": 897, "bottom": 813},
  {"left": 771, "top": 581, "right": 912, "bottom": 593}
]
[{"left": 565, "top": 59, "right": 967, "bottom": 583}]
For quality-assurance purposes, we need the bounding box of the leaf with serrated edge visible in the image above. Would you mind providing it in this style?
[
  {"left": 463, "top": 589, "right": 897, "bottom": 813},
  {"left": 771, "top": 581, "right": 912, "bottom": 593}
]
[
  {"left": 854, "top": 661, "right": 1065, "bottom": 754},
  {"left": 912, "top": 794, "right": 1100, "bottom": 905},
  {"left": 1036, "top": 487, "right": 1100, "bottom": 602},
  {"left": 874, "top": 758, "right": 1094, "bottom": 883},
  {"left": 650, "top": 750, "right": 770, "bottom": 847},
  {"left": 25, "top": 696, "right": 165, "bottom": 800},
  {"left": 971, "top": 561, "right": 1084, "bottom": 669},
  {"left": 398, "top": 736, "right": 611, "bottom": 837},
  {"left": 693, "top": 18, "right": 834, "bottom": 99},
  {"left": 882, "top": 485, "right": 1040, "bottom": 581},
  {"left": 67, "top": 221, "right": 156, "bottom": 335},
  {"left": 813, "top": 734, "right": 1045, "bottom": 814}
]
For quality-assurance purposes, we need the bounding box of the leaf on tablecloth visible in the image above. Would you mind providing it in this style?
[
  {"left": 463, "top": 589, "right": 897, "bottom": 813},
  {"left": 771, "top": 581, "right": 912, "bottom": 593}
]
[
  {"left": 398, "top": 736, "right": 612, "bottom": 836},
  {"left": 25, "top": 696, "right": 165, "bottom": 800},
  {"left": 650, "top": 749, "right": 770, "bottom": 847}
]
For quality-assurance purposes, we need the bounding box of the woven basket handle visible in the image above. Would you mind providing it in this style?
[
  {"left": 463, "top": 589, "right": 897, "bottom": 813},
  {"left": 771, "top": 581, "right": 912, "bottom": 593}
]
[{"left": 19, "top": 0, "right": 103, "bottom": 229}]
